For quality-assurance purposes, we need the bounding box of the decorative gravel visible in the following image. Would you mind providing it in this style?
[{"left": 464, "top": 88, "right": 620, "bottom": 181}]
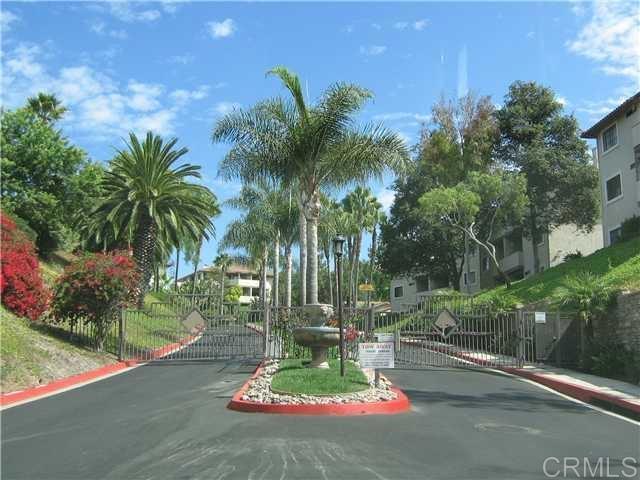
[{"left": 241, "top": 359, "right": 398, "bottom": 405}]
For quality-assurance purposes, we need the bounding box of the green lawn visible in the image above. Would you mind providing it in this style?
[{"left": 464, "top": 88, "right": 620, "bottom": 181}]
[
  {"left": 270, "top": 359, "right": 370, "bottom": 395},
  {"left": 475, "top": 236, "right": 640, "bottom": 308}
]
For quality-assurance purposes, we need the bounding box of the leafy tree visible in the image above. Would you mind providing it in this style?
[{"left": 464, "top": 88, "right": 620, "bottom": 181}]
[
  {"left": 213, "top": 66, "right": 408, "bottom": 305},
  {"left": 1, "top": 106, "right": 91, "bottom": 253},
  {"left": 495, "top": 81, "right": 600, "bottom": 273},
  {"left": 419, "top": 171, "right": 528, "bottom": 287},
  {"left": 26, "top": 92, "right": 67, "bottom": 124},
  {"left": 88, "top": 132, "right": 219, "bottom": 306},
  {"left": 378, "top": 93, "right": 497, "bottom": 290},
  {"left": 224, "top": 286, "right": 242, "bottom": 303}
]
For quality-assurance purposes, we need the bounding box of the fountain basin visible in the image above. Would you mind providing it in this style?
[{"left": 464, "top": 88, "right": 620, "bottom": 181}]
[{"left": 293, "top": 326, "right": 340, "bottom": 369}]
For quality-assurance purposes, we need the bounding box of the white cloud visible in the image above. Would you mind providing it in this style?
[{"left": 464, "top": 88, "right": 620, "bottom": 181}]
[
  {"left": 372, "top": 112, "right": 429, "bottom": 122},
  {"left": 208, "top": 19, "right": 236, "bottom": 39},
  {"left": 557, "top": 96, "right": 569, "bottom": 107},
  {"left": 108, "top": 3, "right": 161, "bottom": 23},
  {"left": 567, "top": 1, "right": 640, "bottom": 83},
  {"left": 213, "top": 101, "right": 240, "bottom": 116},
  {"left": 376, "top": 188, "right": 396, "bottom": 214},
  {"left": 371, "top": 23, "right": 381, "bottom": 30},
  {"left": 1, "top": 9, "right": 20, "bottom": 31},
  {"left": 167, "top": 54, "right": 195, "bottom": 65},
  {"left": 1, "top": 42, "right": 210, "bottom": 140},
  {"left": 413, "top": 19, "right": 429, "bottom": 31},
  {"left": 89, "top": 21, "right": 128, "bottom": 39},
  {"left": 394, "top": 19, "right": 429, "bottom": 31},
  {"left": 360, "top": 45, "right": 387, "bottom": 56}
]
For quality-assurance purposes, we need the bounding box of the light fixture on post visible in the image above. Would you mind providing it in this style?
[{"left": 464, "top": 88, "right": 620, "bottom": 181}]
[{"left": 332, "top": 235, "right": 346, "bottom": 377}]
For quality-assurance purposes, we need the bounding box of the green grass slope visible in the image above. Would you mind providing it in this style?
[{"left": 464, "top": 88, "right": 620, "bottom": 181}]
[{"left": 475, "top": 236, "right": 640, "bottom": 308}]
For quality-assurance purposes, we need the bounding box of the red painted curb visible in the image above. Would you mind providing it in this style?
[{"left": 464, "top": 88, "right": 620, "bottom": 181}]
[
  {"left": 501, "top": 367, "right": 640, "bottom": 415},
  {"left": 227, "top": 362, "right": 411, "bottom": 416},
  {"left": 0, "top": 333, "right": 201, "bottom": 407},
  {"left": 421, "top": 344, "right": 640, "bottom": 415}
]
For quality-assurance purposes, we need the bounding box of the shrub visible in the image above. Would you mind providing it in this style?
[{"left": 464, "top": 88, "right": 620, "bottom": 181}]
[
  {"left": 587, "top": 339, "right": 640, "bottom": 385},
  {"left": 620, "top": 215, "right": 640, "bottom": 242},
  {"left": 224, "top": 286, "right": 242, "bottom": 303},
  {"left": 0, "top": 213, "right": 49, "bottom": 320},
  {"left": 49, "top": 251, "right": 139, "bottom": 350},
  {"left": 563, "top": 250, "right": 583, "bottom": 262}
]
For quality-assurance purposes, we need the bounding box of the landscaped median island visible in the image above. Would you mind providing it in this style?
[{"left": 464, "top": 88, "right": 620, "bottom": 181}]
[{"left": 228, "top": 359, "right": 410, "bottom": 415}]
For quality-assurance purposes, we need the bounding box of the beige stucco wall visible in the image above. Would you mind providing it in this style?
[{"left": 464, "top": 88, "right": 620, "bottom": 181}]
[
  {"left": 595, "top": 102, "right": 640, "bottom": 246},
  {"left": 548, "top": 224, "right": 603, "bottom": 267}
]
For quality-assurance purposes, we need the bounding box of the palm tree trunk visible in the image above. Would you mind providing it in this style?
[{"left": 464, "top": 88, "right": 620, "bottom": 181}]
[
  {"left": 347, "top": 235, "right": 355, "bottom": 307},
  {"left": 261, "top": 245, "right": 268, "bottom": 308},
  {"left": 298, "top": 204, "right": 307, "bottom": 306},
  {"left": 133, "top": 214, "right": 156, "bottom": 308},
  {"left": 191, "top": 238, "right": 202, "bottom": 296},
  {"left": 369, "top": 223, "right": 377, "bottom": 284},
  {"left": 325, "top": 250, "right": 333, "bottom": 307},
  {"left": 285, "top": 245, "right": 293, "bottom": 308},
  {"left": 173, "top": 247, "right": 180, "bottom": 291},
  {"left": 305, "top": 192, "right": 321, "bottom": 305},
  {"left": 273, "top": 231, "right": 280, "bottom": 308},
  {"left": 219, "top": 267, "right": 225, "bottom": 315},
  {"left": 353, "top": 232, "right": 362, "bottom": 308}
]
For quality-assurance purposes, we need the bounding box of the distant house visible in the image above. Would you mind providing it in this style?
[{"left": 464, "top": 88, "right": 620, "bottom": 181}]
[
  {"left": 582, "top": 91, "right": 640, "bottom": 247},
  {"left": 389, "top": 274, "right": 451, "bottom": 312},
  {"left": 178, "top": 263, "right": 273, "bottom": 305}
]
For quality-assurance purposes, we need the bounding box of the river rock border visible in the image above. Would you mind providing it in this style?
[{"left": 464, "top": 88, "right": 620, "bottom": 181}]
[{"left": 227, "top": 360, "right": 411, "bottom": 416}]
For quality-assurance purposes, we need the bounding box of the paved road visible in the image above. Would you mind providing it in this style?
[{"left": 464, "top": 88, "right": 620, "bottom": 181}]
[{"left": 2, "top": 360, "right": 638, "bottom": 479}]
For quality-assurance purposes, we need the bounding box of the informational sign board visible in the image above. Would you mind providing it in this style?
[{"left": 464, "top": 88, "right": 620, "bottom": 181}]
[
  {"left": 535, "top": 311, "right": 547, "bottom": 324},
  {"left": 358, "top": 283, "right": 375, "bottom": 292},
  {"left": 375, "top": 333, "right": 395, "bottom": 343},
  {"left": 359, "top": 342, "right": 394, "bottom": 369}
]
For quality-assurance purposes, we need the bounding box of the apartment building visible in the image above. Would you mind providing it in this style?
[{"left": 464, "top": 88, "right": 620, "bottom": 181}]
[
  {"left": 459, "top": 225, "right": 602, "bottom": 294},
  {"left": 582, "top": 91, "right": 640, "bottom": 247},
  {"left": 389, "top": 274, "right": 451, "bottom": 312},
  {"left": 178, "top": 263, "right": 273, "bottom": 305}
]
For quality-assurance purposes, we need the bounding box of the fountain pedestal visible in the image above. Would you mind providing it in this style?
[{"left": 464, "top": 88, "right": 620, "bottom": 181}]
[{"left": 292, "top": 304, "right": 339, "bottom": 369}]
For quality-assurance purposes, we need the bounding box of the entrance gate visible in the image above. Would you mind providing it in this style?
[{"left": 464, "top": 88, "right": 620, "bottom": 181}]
[{"left": 120, "top": 294, "right": 264, "bottom": 362}]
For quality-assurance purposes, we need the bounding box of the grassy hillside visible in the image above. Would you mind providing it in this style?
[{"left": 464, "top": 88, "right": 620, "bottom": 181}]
[
  {"left": 1, "top": 305, "right": 116, "bottom": 393},
  {"left": 475, "top": 236, "right": 640, "bottom": 308}
]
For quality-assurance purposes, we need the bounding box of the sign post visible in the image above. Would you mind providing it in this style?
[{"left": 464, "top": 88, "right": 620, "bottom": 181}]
[{"left": 359, "top": 337, "right": 394, "bottom": 387}]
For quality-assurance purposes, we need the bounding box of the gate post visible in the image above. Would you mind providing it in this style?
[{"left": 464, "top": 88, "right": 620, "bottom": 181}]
[
  {"left": 263, "top": 305, "right": 271, "bottom": 358},
  {"left": 366, "top": 307, "right": 374, "bottom": 341},
  {"left": 118, "top": 308, "right": 125, "bottom": 361},
  {"left": 516, "top": 308, "right": 525, "bottom": 367}
]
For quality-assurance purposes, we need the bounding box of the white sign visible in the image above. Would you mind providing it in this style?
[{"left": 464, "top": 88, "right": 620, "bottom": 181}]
[
  {"left": 535, "top": 311, "right": 546, "bottom": 324},
  {"left": 375, "top": 333, "right": 395, "bottom": 343},
  {"left": 359, "top": 342, "right": 394, "bottom": 369}
]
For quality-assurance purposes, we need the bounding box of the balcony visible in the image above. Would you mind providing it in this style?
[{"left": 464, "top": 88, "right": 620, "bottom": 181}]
[
  {"left": 226, "top": 277, "right": 260, "bottom": 288},
  {"left": 500, "top": 250, "right": 524, "bottom": 273}
]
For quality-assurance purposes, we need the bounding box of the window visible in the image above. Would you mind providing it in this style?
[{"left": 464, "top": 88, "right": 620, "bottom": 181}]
[
  {"left": 602, "top": 124, "right": 617, "bottom": 152},
  {"left": 463, "top": 271, "right": 477, "bottom": 285},
  {"left": 634, "top": 145, "right": 640, "bottom": 182},
  {"left": 605, "top": 173, "right": 623, "bottom": 202},
  {"left": 609, "top": 226, "right": 622, "bottom": 245},
  {"left": 393, "top": 286, "right": 404, "bottom": 298}
]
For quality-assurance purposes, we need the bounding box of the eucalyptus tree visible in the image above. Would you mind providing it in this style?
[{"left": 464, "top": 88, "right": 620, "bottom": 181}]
[
  {"left": 213, "top": 67, "right": 409, "bottom": 305},
  {"left": 89, "top": 132, "right": 219, "bottom": 306}
]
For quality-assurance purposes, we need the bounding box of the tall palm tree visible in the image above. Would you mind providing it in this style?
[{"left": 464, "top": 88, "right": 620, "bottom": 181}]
[
  {"left": 89, "top": 132, "right": 219, "bottom": 306},
  {"left": 26, "top": 92, "right": 67, "bottom": 123},
  {"left": 213, "top": 67, "right": 409, "bottom": 305},
  {"left": 213, "top": 253, "right": 232, "bottom": 313}
]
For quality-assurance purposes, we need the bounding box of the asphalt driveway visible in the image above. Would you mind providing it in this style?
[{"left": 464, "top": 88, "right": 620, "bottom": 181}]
[{"left": 2, "top": 360, "right": 638, "bottom": 479}]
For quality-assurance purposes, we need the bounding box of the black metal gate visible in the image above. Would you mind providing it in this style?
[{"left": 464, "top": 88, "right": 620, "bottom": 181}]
[{"left": 120, "top": 294, "right": 264, "bottom": 362}]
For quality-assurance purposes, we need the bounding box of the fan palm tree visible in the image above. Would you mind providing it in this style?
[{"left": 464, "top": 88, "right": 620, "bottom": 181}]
[
  {"left": 26, "top": 92, "right": 67, "bottom": 123},
  {"left": 89, "top": 132, "right": 219, "bottom": 306},
  {"left": 213, "top": 67, "right": 409, "bottom": 305}
]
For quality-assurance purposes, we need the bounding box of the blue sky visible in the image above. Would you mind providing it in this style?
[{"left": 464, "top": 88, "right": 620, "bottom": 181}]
[{"left": 1, "top": 1, "right": 638, "bottom": 277}]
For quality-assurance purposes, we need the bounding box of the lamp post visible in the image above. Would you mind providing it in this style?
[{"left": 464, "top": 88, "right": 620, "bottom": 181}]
[{"left": 333, "top": 235, "right": 346, "bottom": 377}]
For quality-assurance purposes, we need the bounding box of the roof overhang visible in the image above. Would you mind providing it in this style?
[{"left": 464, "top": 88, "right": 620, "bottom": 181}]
[{"left": 581, "top": 91, "right": 640, "bottom": 139}]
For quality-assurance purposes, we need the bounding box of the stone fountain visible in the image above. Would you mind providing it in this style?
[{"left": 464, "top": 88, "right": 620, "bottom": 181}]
[{"left": 292, "top": 304, "right": 340, "bottom": 369}]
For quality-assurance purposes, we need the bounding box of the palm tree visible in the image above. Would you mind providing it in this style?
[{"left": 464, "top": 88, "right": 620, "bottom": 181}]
[
  {"left": 89, "top": 132, "right": 219, "bottom": 306},
  {"left": 213, "top": 253, "right": 232, "bottom": 313},
  {"left": 26, "top": 92, "right": 67, "bottom": 123},
  {"left": 213, "top": 67, "right": 409, "bottom": 305}
]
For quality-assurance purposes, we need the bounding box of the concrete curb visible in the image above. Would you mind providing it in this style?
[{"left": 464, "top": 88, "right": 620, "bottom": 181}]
[
  {"left": 0, "top": 332, "right": 201, "bottom": 407},
  {"left": 227, "top": 361, "right": 412, "bottom": 416}
]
